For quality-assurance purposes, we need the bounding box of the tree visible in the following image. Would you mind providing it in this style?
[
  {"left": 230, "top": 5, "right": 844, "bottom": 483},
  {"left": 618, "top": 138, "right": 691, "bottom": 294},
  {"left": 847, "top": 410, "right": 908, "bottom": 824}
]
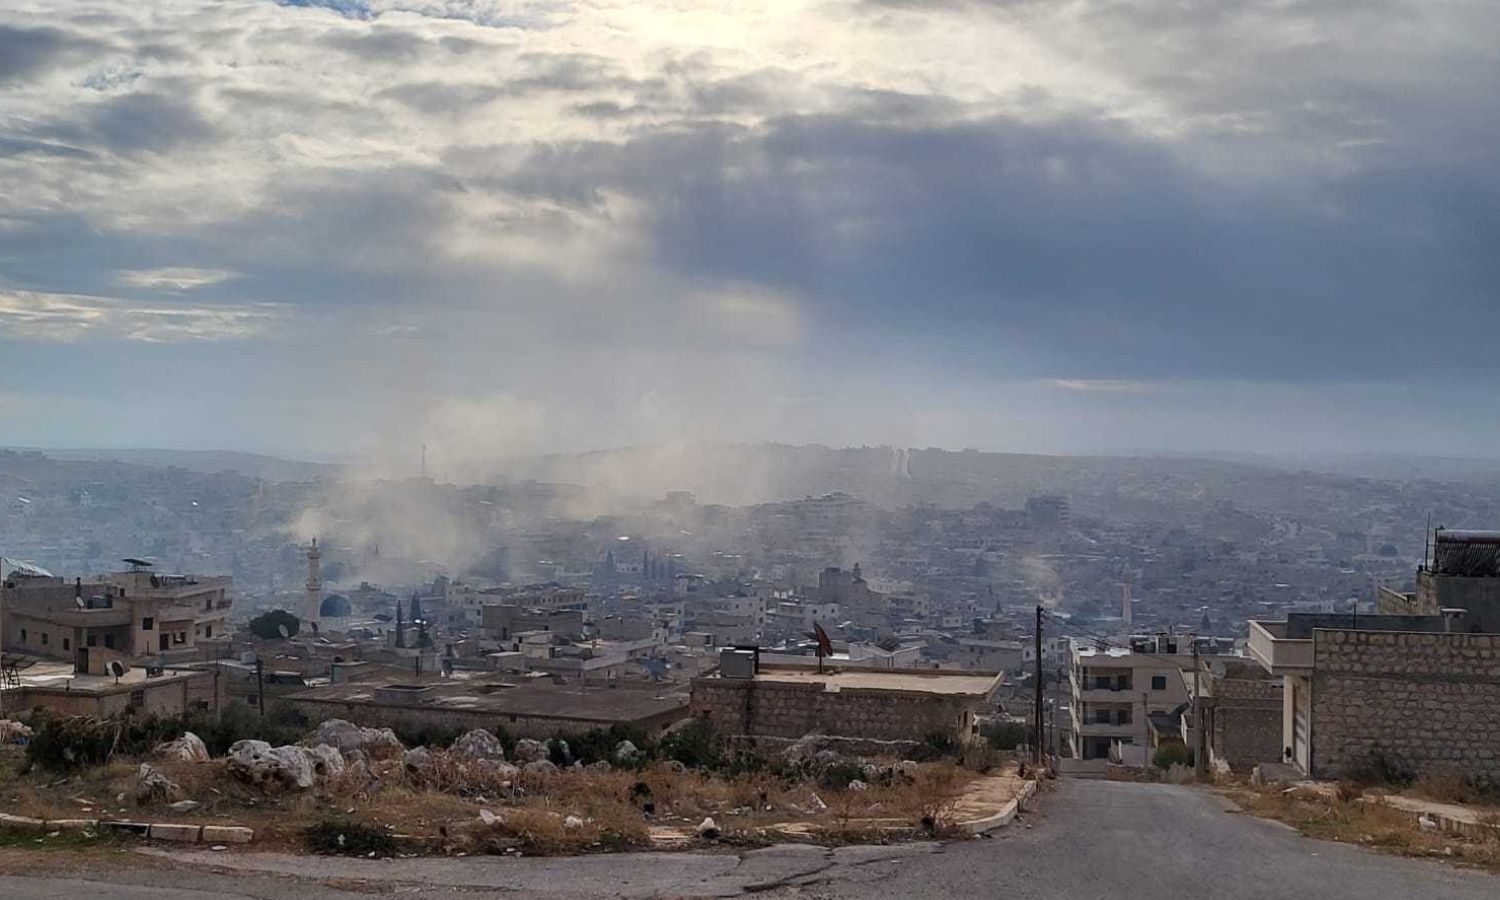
[{"left": 249, "top": 609, "right": 301, "bottom": 641}]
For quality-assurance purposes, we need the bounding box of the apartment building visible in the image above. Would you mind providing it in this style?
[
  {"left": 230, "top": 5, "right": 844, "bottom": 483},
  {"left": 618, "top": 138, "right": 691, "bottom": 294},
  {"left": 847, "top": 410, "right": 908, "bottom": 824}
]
[
  {"left": 2, "top": 564, "right": 231, "bottom": 673},
  {"left": 1068, "top": 634, "right": 1195, "bottom": 762}
]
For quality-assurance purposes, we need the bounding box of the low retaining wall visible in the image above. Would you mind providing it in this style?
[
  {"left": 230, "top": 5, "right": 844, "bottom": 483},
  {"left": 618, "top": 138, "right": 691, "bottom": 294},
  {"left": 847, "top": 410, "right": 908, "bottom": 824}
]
[{"left": 0, "top": 812, "right": 253, "bottom": 844}]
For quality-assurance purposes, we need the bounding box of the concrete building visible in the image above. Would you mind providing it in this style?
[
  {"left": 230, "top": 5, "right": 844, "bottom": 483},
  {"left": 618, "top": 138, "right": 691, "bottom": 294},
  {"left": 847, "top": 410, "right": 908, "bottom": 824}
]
[
  {"left": 2, "top": 565, "right": 232, "bottom": 672},
  {"left": 1, "top": 658, "right": 223, "bottom": 719},
  {"left": 691, "top": 652, "right": 1001, "bottom": 751},
  {"left": 1378, "top": 529, "right": 1500, "bottom": 632},
  {"left": 1197, "top": 656, "right": 1283, "bottom": 773},
  {"left": 1247, "top": 611, "right": 1500, "bottom": 783},
  {"left": 1068, "top": 634, "right": 1196, "bottom": 762},
  {"left": 481, "top": 604, "right": 585, "bottom": 642},
  {"left": 282, "top": 677, "right": 689, "bottom": 739}
]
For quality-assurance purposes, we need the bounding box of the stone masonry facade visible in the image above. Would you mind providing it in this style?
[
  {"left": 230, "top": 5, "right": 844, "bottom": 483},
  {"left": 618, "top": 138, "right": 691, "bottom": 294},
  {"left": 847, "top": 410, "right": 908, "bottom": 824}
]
[
  {"left": 1208, "top": 676, "right": 1282, "bottom": 772},
  {"left": 690, "top": 677, "right": 978, "bottom": 744},
  {"left": 1311, "top": 630, "right": 1500, "bottom": 784}
]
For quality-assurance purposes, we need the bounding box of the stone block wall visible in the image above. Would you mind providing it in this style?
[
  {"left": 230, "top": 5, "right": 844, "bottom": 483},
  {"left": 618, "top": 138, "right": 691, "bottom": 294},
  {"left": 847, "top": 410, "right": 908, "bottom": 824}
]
[
  {"left": 690, "top": 677, "right": 975, "bottom": 743},
  {"left": 1311, "top": 630, "right": 1500, "bottom": 784}
]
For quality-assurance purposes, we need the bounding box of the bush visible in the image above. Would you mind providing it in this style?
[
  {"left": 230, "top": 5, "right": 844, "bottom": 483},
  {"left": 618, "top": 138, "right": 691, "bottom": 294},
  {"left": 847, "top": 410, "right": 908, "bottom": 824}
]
[
  {"left": 23, "top": 704, "right": 308, "bottom": 770},
  {"left": 1343, "top": 744, "right": 1415, "bottom": 787},
  {"left": 906, "top": 732, "right": 961, "bottom": 762},
  {"left": 1152, "top": 743, "right": 1190, "bottom": 770},
  {"left": 304, "top": 819, "right": 397, "bottom": 857},
  {"left": 981, "top": 721, "right": 1028, "bottom": 752},
  {"left": 554, "top": 724, "right": 653, "bottom": 766},
  {"left": 247, "top": 609, "right": 301, "bottom": 641},
  {"left": 657, "top": 719, "right": 722, "bottom": 770},
  {"left": 391, "top": 721, "right": 466, "bottom": 751}
]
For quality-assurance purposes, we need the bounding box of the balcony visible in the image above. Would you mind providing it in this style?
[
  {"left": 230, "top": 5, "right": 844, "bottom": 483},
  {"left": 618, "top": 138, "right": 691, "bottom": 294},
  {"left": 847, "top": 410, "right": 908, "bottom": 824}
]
[
  {"left": 1246, "top": 620, "right": 1313, "bottom": 676},
  {"left": 1072, "top": 720, "right": 1139, "bottom": 738}
]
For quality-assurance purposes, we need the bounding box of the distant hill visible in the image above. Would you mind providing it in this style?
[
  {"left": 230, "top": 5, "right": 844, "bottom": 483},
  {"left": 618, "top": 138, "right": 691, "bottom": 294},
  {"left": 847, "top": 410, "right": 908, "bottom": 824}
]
[{"left": 4, "top": 448, "right": 343, "bottom": 482}]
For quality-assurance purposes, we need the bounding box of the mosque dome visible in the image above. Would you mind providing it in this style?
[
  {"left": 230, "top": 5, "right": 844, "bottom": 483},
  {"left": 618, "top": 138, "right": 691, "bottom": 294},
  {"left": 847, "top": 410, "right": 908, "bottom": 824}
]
[{"left": 319, "top": 594, "right": 352, "bottom": 618}]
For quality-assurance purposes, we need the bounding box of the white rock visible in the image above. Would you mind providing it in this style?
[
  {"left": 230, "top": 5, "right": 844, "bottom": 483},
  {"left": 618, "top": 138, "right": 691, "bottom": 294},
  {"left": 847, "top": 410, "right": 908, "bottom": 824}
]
[
  {"left": 613, "top": 740, "right": 641, "bottom": 763},
  {"left": 402, "top": 746, "right": 433, "bottom": 774},
  {"left": 451, "top": 729, "right": 505, "bottom": 761},
  {"left": 697, "top": 817, "right": 720, "bottom": 839},
  {"left": 808, "top": 793, "right": 827, "bottom": 811},
  {"left": 847, "top": 779, "right": 868, "bottom": 792},
  {"left": 135, "top": 763, "right": 184, "bottom": 805},
  {"left": 513, "top": 739, "right": 548, "bottom": 764},
  {"left": 227, "top": 740, "right": 316, "bottom": 791},
  {"left": 154, "top": 732, "right": 210, "bottom": 763},
  {"left": 523, "top": 760, "right": 559, "bottom": 776},
  {"left": 563, "top": 815, "right": 584, "bottom": 830},
  {"left": 167, "top": 799, "right": 202, "bottom": 813},
  {"left": 303, "top": 720, "right": 404, "bottom": 759},
  {"left": 302, "top": 743, "right": 346, "bottom": 779}
]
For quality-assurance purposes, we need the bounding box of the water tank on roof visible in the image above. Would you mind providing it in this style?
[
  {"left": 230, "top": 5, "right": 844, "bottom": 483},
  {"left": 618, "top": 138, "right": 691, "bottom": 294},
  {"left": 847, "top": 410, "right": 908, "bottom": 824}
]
[{"left": 720, "top": 648, "right": 756, "bottom": 679}]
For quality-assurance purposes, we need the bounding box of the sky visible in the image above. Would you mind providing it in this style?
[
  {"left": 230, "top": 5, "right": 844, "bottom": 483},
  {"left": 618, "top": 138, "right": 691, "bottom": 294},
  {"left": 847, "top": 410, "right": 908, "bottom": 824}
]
[{"left": 1, "top": 0, "right": 1498, "bottom": 466}]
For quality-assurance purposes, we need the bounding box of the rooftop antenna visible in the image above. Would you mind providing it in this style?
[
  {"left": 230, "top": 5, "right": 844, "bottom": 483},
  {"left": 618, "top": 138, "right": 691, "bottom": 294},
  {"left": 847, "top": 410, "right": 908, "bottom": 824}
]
[{"left": 1424, "top": 513, "right": 1432, "bottom": 571}]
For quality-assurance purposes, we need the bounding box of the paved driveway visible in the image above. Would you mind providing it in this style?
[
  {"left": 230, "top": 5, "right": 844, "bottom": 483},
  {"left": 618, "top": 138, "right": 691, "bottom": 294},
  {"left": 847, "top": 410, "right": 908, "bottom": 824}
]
[{"left": 0, "top": 780, "right": 1492, "bottom": 899}]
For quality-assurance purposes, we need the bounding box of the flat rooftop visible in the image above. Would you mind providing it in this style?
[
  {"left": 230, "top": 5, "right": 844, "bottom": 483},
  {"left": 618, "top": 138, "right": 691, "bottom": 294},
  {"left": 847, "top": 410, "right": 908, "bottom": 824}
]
[
  {"left": 748, "top": 666, "right": 1000, "bottom": 696},
  {"left": 287, "top": 679, "right": 689, "bottom": 723},
  {"left": 1, "top": 660, "right": 207, "bottom": 694}
]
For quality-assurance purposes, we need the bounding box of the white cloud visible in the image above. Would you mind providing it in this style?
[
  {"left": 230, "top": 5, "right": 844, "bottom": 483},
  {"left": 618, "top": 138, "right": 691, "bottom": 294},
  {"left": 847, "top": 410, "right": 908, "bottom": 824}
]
[
  {"left": 0, "top": 289, "right": 280, "bottom": 342},
  {"left": 116, "top": 267, "right": 237, "bottom": 290},
  {"left": 1046, "top": 379, "right": 1154, "bottom": 395}
]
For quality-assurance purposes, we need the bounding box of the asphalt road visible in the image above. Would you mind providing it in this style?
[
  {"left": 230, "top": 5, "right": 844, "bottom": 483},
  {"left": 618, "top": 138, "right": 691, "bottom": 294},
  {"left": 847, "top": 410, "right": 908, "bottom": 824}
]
[{"left": 0, "top": 780, "right": 1493, "bottom": 899}]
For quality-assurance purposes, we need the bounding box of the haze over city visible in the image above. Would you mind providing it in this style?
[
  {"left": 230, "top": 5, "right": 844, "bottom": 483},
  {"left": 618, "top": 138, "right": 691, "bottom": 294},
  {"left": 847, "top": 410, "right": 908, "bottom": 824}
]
[{"left": 2, "top": 0, "right": 1499, "bottom": 461}]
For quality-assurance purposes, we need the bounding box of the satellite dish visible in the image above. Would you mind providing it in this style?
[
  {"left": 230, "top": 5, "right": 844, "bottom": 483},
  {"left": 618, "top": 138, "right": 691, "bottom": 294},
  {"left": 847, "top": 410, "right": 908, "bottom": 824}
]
[
  {"left": 1210, "top": 661, "right": 1227, "bottom": 679},
  {"left": 107, "top": 660, "right": 127, "bottom": 679},
  {"left": 75, "top": 595, "right": 86, "bottom": 609},
  {"left": 277, "top": 624, "right": 291, "bottom": 639}
]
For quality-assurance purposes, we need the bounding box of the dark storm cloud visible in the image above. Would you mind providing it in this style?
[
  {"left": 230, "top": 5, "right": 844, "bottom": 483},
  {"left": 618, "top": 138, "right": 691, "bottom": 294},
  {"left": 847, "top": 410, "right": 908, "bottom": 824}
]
[
  {"left": 37, "top": 91, "right": 217, "bottom": 155},
  {"left": 498, "top": 105, "right": 1500, "bottom": 382},
  {"left": 0, "top": 24, "right": 100, "bottom": 84}
]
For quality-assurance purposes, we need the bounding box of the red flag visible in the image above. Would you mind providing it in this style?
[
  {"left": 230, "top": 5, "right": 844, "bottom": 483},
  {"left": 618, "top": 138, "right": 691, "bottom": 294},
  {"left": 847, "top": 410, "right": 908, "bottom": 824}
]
[{"left": 813, "top": 621, "right": 834, "bottom": 658}]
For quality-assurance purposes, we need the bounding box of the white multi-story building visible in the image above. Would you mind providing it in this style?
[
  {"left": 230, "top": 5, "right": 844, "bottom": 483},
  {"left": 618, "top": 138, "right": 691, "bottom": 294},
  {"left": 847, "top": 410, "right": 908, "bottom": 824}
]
[{"left": 1068, "top": 634, "right": 1196, "bottom": 762}]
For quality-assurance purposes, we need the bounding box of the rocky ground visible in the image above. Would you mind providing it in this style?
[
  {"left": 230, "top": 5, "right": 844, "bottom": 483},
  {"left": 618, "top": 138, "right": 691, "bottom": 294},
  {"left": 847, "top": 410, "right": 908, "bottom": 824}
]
[{"left": 1, "top": 718, "right": 1021, "bottom": 855}]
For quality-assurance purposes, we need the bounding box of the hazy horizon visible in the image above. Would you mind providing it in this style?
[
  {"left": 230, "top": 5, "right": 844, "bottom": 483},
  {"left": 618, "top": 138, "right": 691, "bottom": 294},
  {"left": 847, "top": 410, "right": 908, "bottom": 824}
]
[{"left": 3, "top": 1, "right": 1498, "bottom": 461}]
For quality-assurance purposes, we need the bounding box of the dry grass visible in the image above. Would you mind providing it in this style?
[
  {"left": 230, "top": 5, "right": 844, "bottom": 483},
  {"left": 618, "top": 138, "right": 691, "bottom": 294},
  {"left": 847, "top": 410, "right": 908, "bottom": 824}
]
[
  {"left": 0, "top": 747, "right": 992, "bottom": 856},
  {"left": 1229, "top": 782, "right": 1500, "bottom": 873}
]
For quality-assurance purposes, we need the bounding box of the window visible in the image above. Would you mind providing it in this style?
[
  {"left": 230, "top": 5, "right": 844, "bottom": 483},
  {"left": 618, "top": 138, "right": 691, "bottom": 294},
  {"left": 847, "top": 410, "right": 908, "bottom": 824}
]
[
  {"left": 1151, "top": 675, "right": 1168, "bottom": 691},
  {"left": 104, "top": 634, "right": 116, "bottom": 650},
  {"left": 1118, "top": 709, "right": 1133, "bottom": 725},
  {"left": 205, "top": 625, "right": 212, "bottom": 638},
  {"left": 40, "top": 632, "right": 48, "bottom": 645},
  {"left": 19, "top": 629, "right": 26, "bottom": 642},
  {"left": 142, "top": 617, "right": 154, "bottom": 631},
  {"left": 129, "top": 690, "right": 145, "bottom": 708},
  {"left": 1094, "top": 709, "right": 1111, "bottom": 724},
  {"left": 87, "top": 635, "right": 97, "bottom": 647},
  {"left": 62, "top": 637, "right": 70, "bottom": 651}
]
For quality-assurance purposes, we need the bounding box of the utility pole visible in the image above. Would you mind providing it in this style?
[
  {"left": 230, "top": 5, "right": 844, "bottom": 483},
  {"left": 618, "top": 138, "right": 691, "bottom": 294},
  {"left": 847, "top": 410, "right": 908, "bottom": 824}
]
[
  {"left": 1034, "top": 604, "right": 1044, "bottom": 767},
  {"left": 255, "top": 656, "right": 265, "bottom": 718},
  {"left": 1192, "top": 638, "right": 1206, "bottom": 779}
]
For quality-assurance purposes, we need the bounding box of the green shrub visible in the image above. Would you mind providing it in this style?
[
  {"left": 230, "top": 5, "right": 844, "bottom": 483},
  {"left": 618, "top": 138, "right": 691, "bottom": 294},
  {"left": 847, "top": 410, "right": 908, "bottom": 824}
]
[
  {"left": 1343, "top": 744, "right": 1415, "bottom": 787},
  {"left": 658, "top": 718, "right": 722, "bottom": 769},
  {"left": 981, "top": 721, "right": 1028, "bottom": 752},
  {"left": 906, "top": 732, "right": 961, "bottom": 762},
  {"left": 247, "top": 609, "right": 300, "bottom": 641},
  {"left": 1152, "top": 743, "right": 1190, "bottom": 770},
  {"left": 304, "top": 819, "right": 397, "bottom": 856}
]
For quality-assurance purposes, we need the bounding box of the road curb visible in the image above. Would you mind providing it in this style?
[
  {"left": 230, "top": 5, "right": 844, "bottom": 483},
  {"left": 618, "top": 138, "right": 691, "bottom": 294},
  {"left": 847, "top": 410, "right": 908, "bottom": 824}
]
[
  {"left": 0, "top": 813, "right": 252, "bottom": 844},
  {"left": 955, "top": 779, "right": 1037, "bottom": 835}
]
